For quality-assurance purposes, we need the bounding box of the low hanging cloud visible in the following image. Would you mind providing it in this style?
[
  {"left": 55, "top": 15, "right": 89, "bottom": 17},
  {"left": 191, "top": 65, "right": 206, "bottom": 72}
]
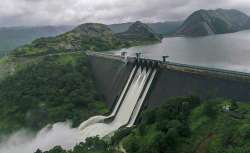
[{"left": 0, "top": 0, "right": 250, "bottom": 27}]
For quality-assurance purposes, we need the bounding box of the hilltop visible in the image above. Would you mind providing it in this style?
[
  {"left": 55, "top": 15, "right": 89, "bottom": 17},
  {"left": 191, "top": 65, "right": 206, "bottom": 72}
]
[
  {"left": 116, "top": 21, "right": 162, "bottom": 45},
  {"left": 109, "top": 21, "right": 182, "bottom": 35},
  {"left": 176, "top": 9, "right": 250, "bottom": 36}
]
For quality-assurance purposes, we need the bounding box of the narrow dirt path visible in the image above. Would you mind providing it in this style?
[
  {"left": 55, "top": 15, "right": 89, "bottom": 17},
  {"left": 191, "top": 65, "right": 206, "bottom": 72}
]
[{"left": 195, "top": 133, "right": 214, "bottom": 153}]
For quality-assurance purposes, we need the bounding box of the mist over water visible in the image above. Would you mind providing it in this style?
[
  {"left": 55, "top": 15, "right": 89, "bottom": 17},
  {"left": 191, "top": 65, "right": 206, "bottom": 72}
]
[{"left": 0, "top": 122, "right": 81, "bottom": 153}]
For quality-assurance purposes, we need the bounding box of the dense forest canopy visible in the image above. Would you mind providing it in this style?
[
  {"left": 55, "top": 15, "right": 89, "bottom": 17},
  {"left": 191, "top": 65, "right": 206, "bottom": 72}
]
[{"left": 0, "top": 53, "right": 108, "bottom": 135}]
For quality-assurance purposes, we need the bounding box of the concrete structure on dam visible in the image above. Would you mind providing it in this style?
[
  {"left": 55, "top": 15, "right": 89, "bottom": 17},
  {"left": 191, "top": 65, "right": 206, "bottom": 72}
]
[{"left": 87, "top": 52, "right": 250, "bottom": 111}]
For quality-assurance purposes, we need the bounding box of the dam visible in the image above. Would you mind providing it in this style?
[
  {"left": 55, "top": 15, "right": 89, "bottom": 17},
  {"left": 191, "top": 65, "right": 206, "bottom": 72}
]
[
  {"left": 78, "top": 51, "right": 250, "bottom": 139},
  {"left": 79, "top": 56, "right": 158, "bottom": 139}
]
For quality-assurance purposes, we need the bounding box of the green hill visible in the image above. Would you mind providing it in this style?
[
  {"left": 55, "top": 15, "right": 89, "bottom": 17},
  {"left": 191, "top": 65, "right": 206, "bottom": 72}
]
[
  {"left": 13, "top": 22, "right": 162, "bottom": 57},
  {"left": 13, "top": 23, "right": 126, "bottom": 56},
  {"left": 116, "top": 21, "right": 162, "bottom": 45}
]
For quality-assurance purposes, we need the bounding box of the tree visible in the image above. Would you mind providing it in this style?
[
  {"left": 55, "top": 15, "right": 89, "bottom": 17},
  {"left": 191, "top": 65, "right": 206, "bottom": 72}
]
[
  {"left": 34, "top": 149, "right": 43, "bottom": 153},
  {"left": 203, "top": 101, "right": 217, "bottom": 118}
]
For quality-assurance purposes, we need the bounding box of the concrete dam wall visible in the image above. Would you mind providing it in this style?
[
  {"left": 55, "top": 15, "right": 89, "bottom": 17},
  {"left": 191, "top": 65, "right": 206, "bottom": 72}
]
[
  {"left": 144, "top": 68, "right": 250, "bottom": 107},
  {"left": 87, "top": 55, "right": 133, "bottom": 109},
  {"left": 88, "top": 53, "right": 250, "bottom": 109}
]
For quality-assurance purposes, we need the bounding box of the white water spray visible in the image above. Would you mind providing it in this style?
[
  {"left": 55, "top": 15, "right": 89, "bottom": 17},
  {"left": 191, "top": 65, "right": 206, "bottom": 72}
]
[
  {"left": 0, "top": 122, "right": 81, "bottom": 153},
  {"left": 79, "top": 65, "right": 155, "bottom": 139}
]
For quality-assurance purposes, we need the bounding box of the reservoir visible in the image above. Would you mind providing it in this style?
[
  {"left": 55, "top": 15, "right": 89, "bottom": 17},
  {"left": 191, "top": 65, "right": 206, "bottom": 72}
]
[{"left": 112, "top": 30, "right": 250, "bottom": 73}]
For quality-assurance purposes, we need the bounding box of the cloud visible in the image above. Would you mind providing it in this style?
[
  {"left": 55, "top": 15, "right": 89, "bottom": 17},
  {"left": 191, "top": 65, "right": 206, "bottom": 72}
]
[{"left": 0, "top": 0, "right": 249, "bottom": 27}]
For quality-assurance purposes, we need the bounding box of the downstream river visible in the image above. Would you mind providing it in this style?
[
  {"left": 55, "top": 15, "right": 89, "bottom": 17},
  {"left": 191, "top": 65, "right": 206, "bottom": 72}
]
[{"left": 112, "top": 30, "right": 250, "bottom": 73}]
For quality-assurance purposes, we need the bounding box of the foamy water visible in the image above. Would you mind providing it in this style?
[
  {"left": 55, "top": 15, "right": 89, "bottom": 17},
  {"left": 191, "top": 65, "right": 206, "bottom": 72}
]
[{"left": 0, "top": 122, "right": 81, "bottom": 153}]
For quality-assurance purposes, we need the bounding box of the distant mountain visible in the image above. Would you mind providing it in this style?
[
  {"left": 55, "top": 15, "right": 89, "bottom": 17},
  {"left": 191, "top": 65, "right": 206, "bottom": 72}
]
[
  {"left": 0, "top": 26, "right": 73, "bottom": 56},
  {"left": 108, "top": 22, "right": 133, "bottom": 33},
  {"left": 147, "top": 21, "right": 183, "bottom": 35},
  {"left": 176, "top": 9, "right": 250, "bottom": 36},
  {"left": 116, "top": 21, "right": 162, "bottom": 45},
  {"left": 109, "top": 21, "right": 182, "bottom": 35}
]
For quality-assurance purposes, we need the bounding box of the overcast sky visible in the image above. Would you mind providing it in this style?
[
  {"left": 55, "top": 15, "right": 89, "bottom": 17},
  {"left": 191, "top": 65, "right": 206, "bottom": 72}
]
[{"left": 0, "top": 0, "right": 250, "bottom": 27}]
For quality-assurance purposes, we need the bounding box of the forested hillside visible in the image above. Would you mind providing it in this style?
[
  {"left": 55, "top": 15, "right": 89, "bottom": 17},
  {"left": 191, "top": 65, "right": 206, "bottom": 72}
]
[{"left": 0, "top": 53, "right": 108, "bottom": 135}]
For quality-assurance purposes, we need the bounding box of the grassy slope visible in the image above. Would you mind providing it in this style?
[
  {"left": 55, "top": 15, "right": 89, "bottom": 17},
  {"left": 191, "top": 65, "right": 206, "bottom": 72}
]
[{"left": 0, "top": 53, "right": 108, "bottom": 135}]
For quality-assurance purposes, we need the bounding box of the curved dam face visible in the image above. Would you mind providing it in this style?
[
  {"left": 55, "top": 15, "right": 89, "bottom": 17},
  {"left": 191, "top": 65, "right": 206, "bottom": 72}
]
[
  {"left": 144, "top": 67, "right": 250, "bottom": 107},
  {"left": 88, "top": 53, "right": 250, "bottom": 110},
  {"left": 87, "top": 55, "right": 134, "bottom": 109},
  {"left": 79, "top": 58, "right": 157, "bottom": 139}
]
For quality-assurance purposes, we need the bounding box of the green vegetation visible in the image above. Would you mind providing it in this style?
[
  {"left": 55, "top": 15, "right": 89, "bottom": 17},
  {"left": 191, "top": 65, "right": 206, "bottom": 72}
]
[
  {"left": 120, "top": 97, "right": 250, "bottom": 153},
  {"left": 0, "top": 53, "right": 108, "bottom": 135},
  {"left": 39, "top": 96, "right": 250, "bottom": 153},
  {"left": 122, "top": 96, "right": 200, "bottom": 153},
  {"left": 189, "top": 99, "right": 250, "bottom": 153},
  {"left": 12, "top": 22, "right": 162, "bottom": 57},
  {"left": 13, "top": 23, "right": 126, "bottom": 57},
  {"left": 0, "top": 55, "right": 44, "bottom": 82},
  {"left": 36, "top": 136, "right": 122, "bottom": 153}
]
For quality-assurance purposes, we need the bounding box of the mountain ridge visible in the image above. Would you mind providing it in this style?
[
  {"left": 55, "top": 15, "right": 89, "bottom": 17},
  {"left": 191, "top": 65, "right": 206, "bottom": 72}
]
[
  {"left": 109, "top": 21, "right": 182, "bottom": 35},
  {"left": 13, "top": 21, "right": 161, "bottom": 56}
]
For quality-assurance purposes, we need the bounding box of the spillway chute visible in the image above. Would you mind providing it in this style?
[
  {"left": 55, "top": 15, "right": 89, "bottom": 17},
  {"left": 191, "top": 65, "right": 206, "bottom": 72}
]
[{"left": 79, "top": 63, "right": 157, "bottom": 140}]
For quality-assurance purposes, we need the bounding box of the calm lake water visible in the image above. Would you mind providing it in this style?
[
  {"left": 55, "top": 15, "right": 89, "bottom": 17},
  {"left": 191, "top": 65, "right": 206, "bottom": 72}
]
[{"left": 112, "top": 30, "right": 250, "bottom": 73}]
